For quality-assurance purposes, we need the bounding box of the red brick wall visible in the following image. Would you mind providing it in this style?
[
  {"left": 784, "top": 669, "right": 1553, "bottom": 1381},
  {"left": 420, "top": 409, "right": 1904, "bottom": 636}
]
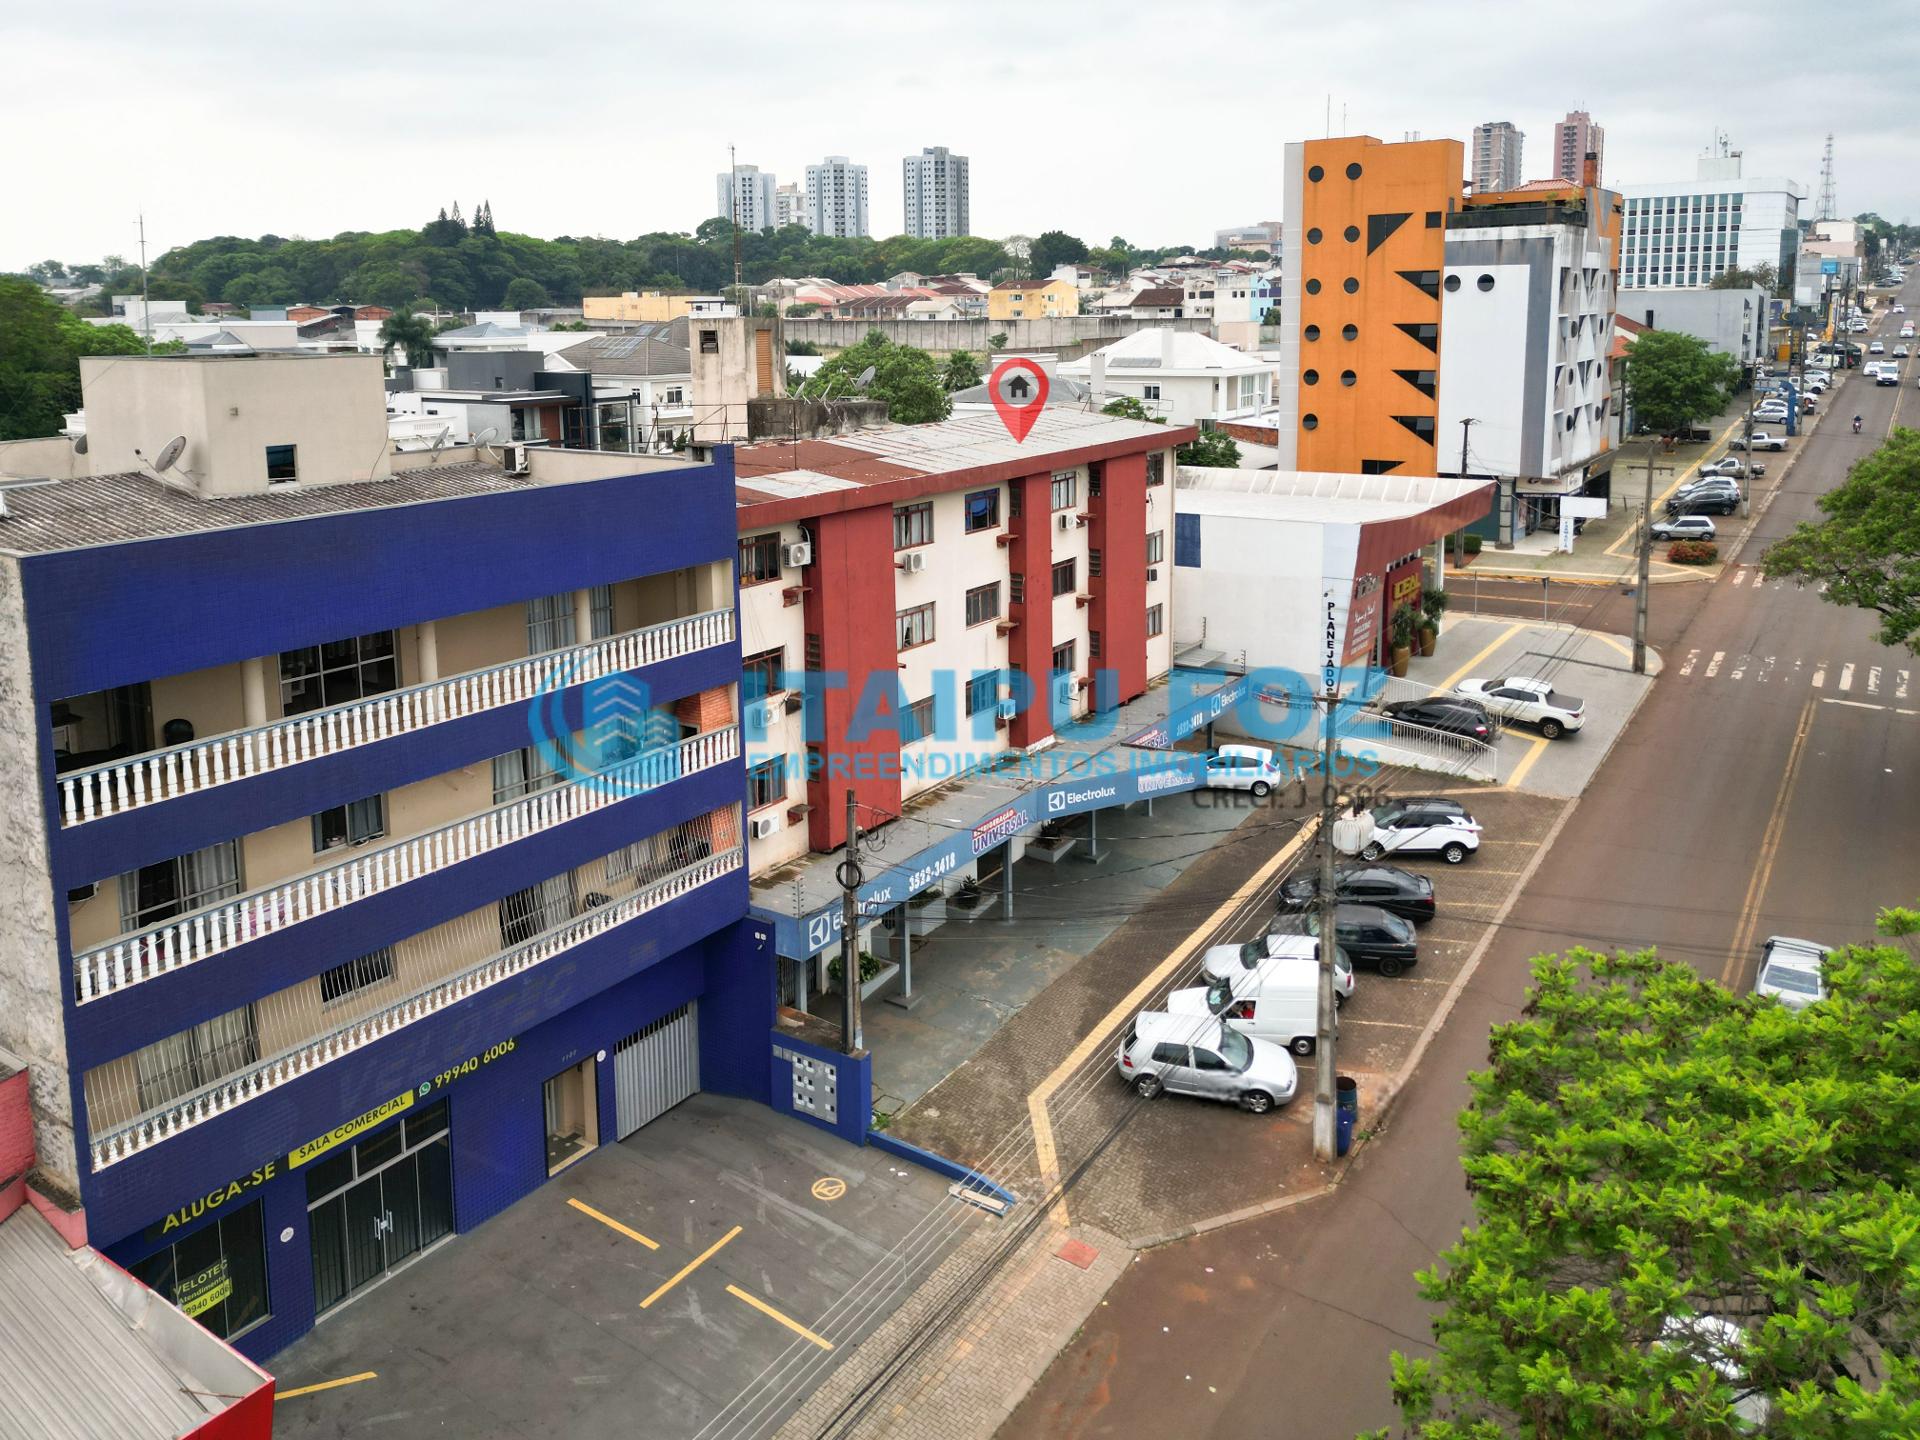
[
  {"left": 1005, "top": 472, "right": 1057, "bottom": 750},
  {"left": 1089, "top": 454, "right": 1148, "bottom": 707},
  {"left": 673, "top": 685, "right": 734, "bottom": 733}
]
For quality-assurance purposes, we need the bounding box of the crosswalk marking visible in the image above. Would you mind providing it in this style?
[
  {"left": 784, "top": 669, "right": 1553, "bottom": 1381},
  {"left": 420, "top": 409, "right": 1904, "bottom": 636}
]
[
  {"left": 1869, "top": 666, "right": 1883, "bottom": 695},
  {"left": 1726, "top": 564, "right": 1833, "bottom": 596},
  {"left": 1756, "top": 656, "right": 1777, "bottom": 684},
  {"left": 1733, "top": 566, "right": 1750, "bottom": 586},
  {"left": 1840, "top": 663, "right": 1856, "bottom": 693},
  {"left": 1812, "top": 664, "right": 1827, "bottom": 689},
  {"left": 1730, "top": 654, "right": 1750, "bottom": 680},
  {"left": 1679, "top": 648, "right": 1700, "bottom": 676},
  {"left": 1706, "top": 650, "right": 1725, "bottom": 678},
  {"left": 1900, "top": 671, "right": 1912, "bottom": 700}
]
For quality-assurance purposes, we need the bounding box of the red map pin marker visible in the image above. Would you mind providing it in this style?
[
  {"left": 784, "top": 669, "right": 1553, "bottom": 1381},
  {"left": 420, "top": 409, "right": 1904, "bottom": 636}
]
[{"left": 989, "top": 358, "right": 1049, "bottom": 442}]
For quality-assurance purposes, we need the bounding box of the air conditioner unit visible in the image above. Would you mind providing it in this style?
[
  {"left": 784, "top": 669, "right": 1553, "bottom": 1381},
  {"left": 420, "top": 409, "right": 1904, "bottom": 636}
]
[
  {"left": 995, "top": 698, "right": 1019, "bottom": 719},
  {"left": 1146, "top": 567, "right": 1159, "bottom": 582},
  {"left": 783, "top": 691, "right": 805, "bottom": 714},
  {"left": 502, "top": 441, "right": 531, "bottom": 475},
  {"left": 750, "top": 813, "right": 782, "bottom": 840},
  {"left": 783, "top": 541, "right": 813, "bottom": 568},
  {"left": 900, "top": 550, "right": 928, "bottom": 573},
  {"left": 1056, "top": 513, "right": 1074, "bottom": 531},
  {"left": 746, "top": 698, "right": 777, "bottom": 730}
]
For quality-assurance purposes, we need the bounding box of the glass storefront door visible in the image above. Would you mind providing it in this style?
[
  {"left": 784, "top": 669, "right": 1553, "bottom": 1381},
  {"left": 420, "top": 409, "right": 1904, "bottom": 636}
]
[{"left": 308, "top": 1099, "right": 453, "bottom": 1315}]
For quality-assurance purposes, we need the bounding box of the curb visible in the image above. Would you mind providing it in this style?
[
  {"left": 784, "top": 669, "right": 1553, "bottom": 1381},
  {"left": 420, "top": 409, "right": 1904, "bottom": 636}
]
[
  {"left": 1454, "top": 565, "right": 1704, "bottom": 587},
  {"left": 1127, "top": 1182, "right": 1337, "bottom": 1251}
]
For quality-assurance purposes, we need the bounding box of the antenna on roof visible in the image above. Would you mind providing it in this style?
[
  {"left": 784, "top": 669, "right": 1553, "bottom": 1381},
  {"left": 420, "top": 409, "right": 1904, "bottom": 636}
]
[
  {"left": 72, "top": 434, "right": 88, "bottom": 455},
  {"left": 855, "top": 366, "right": 876, "bottom": 390},
  {"left": 472, "top": 425, "right": 500, "bottom": 455},
  {"left": 152, "top": 435, "right": 187, "bottom": 473},
  {"left": 426, "top": 425, "right": 453, "bottom": 461}
]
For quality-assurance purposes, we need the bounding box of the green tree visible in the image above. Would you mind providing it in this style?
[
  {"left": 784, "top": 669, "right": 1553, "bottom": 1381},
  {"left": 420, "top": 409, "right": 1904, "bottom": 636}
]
[
  {"left": 1762, "top": 427, "right": 1920, "bottom": 651},
  {"left": 784, "top": 339, "right": 821, "bottom": 356},
  {"left": 942, "top": 349, "right": 982, "bottom": 392},
  {"left": 377, "top": 311, "right": 439, "bottom": 368},
  {"left": 987, "top": 332, "right": 1008, "bottom": 351},
  {"left": 1623, "top": 329, "right": 1741, "bottom": 438},
  {"left": 502, "top": 277, "right": 552, "bottom": 310},
  {"left": 1100, "top": 396, "right": 1164, "bottom": 424},
  {"left": 1177, "top": 430, "right": 1239, "bottom": 467},
  {"left": 0, "top": 279, "right": 152, "bottom": 440},
  {"left": 1370, "top": 926, "right": 1920, "bottom": 1440},
  {"left": 1028, "top": 230, "right": 1089, "bottom": 277},
  {"left": 1709, "top": 262, "right": 1778, "bottom": 293},
  {"left": 808, "top": 330, "right": 950, "bottom": 424}
]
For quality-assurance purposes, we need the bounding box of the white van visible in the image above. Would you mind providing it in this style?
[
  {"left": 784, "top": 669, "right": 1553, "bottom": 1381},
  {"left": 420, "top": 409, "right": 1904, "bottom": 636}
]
[
  {"left": 1166, "top": 962, "right": 1332, "bottom": 1056},
  {"left": 1198, "top": 934, "right": 1355, "bottom": 1002}
]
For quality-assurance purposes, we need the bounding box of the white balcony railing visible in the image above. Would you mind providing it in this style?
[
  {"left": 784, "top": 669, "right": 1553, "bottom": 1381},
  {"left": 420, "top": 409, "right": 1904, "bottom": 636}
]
[
  {"left": 58, "top": 608, "right": 736, "bottom": 828},
  {"left": 87, "top": 843, "right": 743, "bottom": 1172},
  {"left": 72, "top": 726, "right": 740, "bottom": 1005}
]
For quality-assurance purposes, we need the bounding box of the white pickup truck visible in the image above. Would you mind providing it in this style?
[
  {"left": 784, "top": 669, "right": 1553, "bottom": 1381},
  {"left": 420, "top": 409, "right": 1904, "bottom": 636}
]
[{"left": 1728, "top": 431, "right": 1787, "bottom": 451}]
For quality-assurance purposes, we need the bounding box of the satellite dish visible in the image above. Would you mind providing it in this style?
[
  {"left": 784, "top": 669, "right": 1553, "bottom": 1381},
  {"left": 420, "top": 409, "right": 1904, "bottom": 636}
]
[
  {"left": 72, "top": 434, "right": 88, "bottom": 455},
  {"left": 427, "top": 426, "right": 453, "bottom": 457},
  {"left": 472, "top": 426, "right": 500, "bottom": 450},
  {"left": 855, "top": 366, "right": 876, "bottom": 390},
  {"left": 153, "top": 436, "right": 187, "bottom": 473}
]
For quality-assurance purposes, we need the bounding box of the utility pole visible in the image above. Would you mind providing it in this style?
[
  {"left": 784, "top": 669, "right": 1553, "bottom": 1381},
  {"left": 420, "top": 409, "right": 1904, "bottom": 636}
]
[
  {"left": 728, "top": 143, "right": 744, "bottom": 310},
  {"left": 1311, "top": 687, "right": 1340, "bottom": 1161},
  {"left": 838, "top": 789, "right": 864, "bottom": 1054},
  {"left": 1742, "top": 367, "right": 1756, "bottom": 518},
  {"left": 1454, "top": 417, "right": 1479, "bottom": 565},
  {"left": 136, "top": 212, "right": 152, "bottom": 355},
  {"left": 1631, "top": 436, "right": 1655, "bottom": 674}
]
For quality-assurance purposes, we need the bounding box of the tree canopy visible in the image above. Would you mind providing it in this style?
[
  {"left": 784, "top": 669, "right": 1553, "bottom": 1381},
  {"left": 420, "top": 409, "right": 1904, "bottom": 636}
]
[
  {"left": 803, "top": 330, "right": 950, "bottom": 424},
  {"left": 1624, "top": 330, "right": 1742, "bottom": 437},
  {"left": 1177, "top": 429, "right": 1240, "bottom": 467},
  {"left": 1762, "top": 427, "right": 1920, "bottom": 652},
  {"left": 942, "top": 349, "right": 982, "bottom": 392},
  {"left": 1371, "top": 926, "right": 1920, "bottom": 1439},
  {"left": 0, "top": 279, "right": 165, "bottom": 440},
  {"left": 1029, "top": 230, "right": 1089, "bottom": 278},
  {"left": 1709, "top": 262, "right": 1780, "bottom": 295}
]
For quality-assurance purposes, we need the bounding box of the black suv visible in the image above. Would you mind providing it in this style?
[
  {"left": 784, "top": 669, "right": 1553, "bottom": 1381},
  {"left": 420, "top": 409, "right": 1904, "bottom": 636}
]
[
  {"left": 1268, "top": 903, "right": 1419, "bottom": 976},
  {"left": 1276, "top": 864, "right": 1436, "bottom": 924},
  {"left": 1377, "top": 698, "right": 1493, "bottom": 741}
]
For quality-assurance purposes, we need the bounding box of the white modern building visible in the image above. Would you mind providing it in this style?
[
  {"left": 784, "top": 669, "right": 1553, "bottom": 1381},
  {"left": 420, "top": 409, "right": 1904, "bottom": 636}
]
[
  {"left": 805, "top": 156, "right": 870, "bottom": 238},
  {"left": 903, "top": 146, "right": 970, "bottom": 239},
  {"left": 1618, "top": 151, "right": 1805, "bottom": 289},
  {"left": 773, "top": 182, "right": 807, "bottom": 230},
  {"left": 1617, "top": 285, "right": 1771, "bottom": 371},
  {"left": 1437, "top": 180, "right": 1623, "bottom": 543},
  {"left": 1060, "top": 329, "right": 1279, "bottom": 428},
  {"left": 1470, "top": 121, "right": 1524, "bottom": 194},
  {"left": 717, "top": 164, "right": 778, "bottom": 232},
  {"left": 1552, "top": 111, "right": 1604, "bottom": 186}
]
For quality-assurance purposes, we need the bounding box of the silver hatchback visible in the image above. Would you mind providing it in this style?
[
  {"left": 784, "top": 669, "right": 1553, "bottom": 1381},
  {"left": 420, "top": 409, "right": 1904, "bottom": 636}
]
[{"left": 1114, "top": 1011, "right": 1299, "bottom": 1113}]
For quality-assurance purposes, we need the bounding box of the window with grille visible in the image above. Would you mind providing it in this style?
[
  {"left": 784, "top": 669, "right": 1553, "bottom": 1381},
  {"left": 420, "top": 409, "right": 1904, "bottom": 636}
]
[
  {"left": 897, "top": 602, "right": 935, "bottom": 650},
  {"left": 499, "top": 874, "right": 577, "bottom": 948},
  {"left": 1147, "top": 604, "right": 1165, "bottom": 637},
  {"left": 964, "top": 583, "right": 1001, "bottom": 627},
  {"left": 894, "top": 502, "right": 934, "bottom": 549},
  {"left": 1147, "top": 452, "right": 1166, "bottom": 486},
  {"left": 966, "top": 671, "right": 999, "bottom": 716},
  {"left": 903, "top": 694, "right": 936, "bottom": 742},
  {"left": 746, "top": 757, "right": 786, "bottom": 811},
  {"left": 1052, "top": 641, "right": 1077, "bottom": 673},
  {"left": 1090, "top": 630, "right": 1103, "bottom": 659},
  {"left": 1088, "top": 549, "right": 1103, "bottom": 579},
  {"left": 312, "top": 795, "right": 386, "bottom": 853},
  {"left": 1009, "top": 573, "right": 1025, "bottom": 605},
  {"left": 131, "top": 1005, "right": 259, "bottom": 1113},
  {"left": 279, "top": 632, "right": 397, "bottom": 716},
  {"left": 1052, "top": 559, "right": 1077, "bottom": 597},
  {"left": 739, "top": 532, "right": 782, "bottom": 585},
  {"left": 1088, "top": 462, "right": 1104, "bottom": 497},
  {"left": 319, "top": 948, "right": 396, "bottom": 1006},
  {"left": 1146, "top": 530, "right": 1165, "bottom": 565},
  {"left": 119, "top": 841, "right": 243, "bottom": 934},
  {"left": 1051, "top": 471, "right": 1077, "bottom": 510}
]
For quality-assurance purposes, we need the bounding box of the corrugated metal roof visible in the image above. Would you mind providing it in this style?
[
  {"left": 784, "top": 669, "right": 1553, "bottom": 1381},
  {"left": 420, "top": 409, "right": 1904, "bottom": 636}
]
[
  {"left": 0, "top": 1207, "right": 227, "bottom": 1440},
  {"left": 0, "top": 461, "right": 540, "bottom": 556}
]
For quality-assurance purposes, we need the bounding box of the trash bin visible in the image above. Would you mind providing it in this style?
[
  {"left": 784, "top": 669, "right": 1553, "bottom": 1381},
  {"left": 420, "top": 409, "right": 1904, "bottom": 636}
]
[{"left": 1335, "top": 1075, "right": 1359, "bottom": 1157}]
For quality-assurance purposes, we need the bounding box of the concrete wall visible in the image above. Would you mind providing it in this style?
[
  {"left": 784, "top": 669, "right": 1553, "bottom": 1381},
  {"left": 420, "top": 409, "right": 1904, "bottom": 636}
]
[
  {"left": 0, "top": 557, "right": 75, "bottom": 1190},
  {"left": 783, "top": 315, "right": 1213, "bottom": 360},
  {"left": 1618, "top": 286, "right": 1768, "bottom": 367},
  {"left": 0, "top": 436, "right": 83, "bottom": 480}
]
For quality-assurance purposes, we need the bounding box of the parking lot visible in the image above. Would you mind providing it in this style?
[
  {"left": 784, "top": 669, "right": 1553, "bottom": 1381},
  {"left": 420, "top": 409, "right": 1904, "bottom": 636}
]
[{"left": 272, "top": 1095, "right": 984, "bottom": 1439}]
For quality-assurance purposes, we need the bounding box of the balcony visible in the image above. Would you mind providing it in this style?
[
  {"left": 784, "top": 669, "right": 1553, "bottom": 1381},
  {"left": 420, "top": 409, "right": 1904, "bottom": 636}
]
[
  {"left": 58, "top": 608, "right": 736, "bottom": 828},
  {"left": 87, "top": 823, "right": 744, "bottom": 1172},
  {"left": 72, "top": 726, "right": 740, "bottom": 1005}
]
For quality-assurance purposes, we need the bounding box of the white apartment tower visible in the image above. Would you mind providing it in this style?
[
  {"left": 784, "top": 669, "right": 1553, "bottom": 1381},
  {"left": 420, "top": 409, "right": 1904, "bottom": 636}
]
[
  {"left": 903, "top": 146, "right": 970, "bottom": 239},
  {"left": 1618, "top": 149, "right": 1805, "bottom": 289},
  {"left": 805, "top": 156, "right": 870, "bottom": 238},
  {"left": 1470, "top": 121, "right": 1524, "bottom": 194},
  {"left": 773, "top": 182, "right": 807, "bottom": 230},
  {"left": 716, "top": 163, "right": 778, "bottom": 232},
  {"left": 1553, "top": 111, "right": 1604, "bottom": 186}
]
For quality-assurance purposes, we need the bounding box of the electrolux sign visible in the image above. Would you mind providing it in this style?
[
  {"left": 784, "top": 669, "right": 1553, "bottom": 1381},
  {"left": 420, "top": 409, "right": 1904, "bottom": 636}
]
[{"left": 772, "top": 754, "right": 1208, "bottom": 957}]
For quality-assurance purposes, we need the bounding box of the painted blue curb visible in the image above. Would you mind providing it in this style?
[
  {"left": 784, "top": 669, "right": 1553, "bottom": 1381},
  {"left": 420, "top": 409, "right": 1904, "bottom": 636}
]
[{"left": 866, "top": 1129, "right": 1019, "bottom": 1209}]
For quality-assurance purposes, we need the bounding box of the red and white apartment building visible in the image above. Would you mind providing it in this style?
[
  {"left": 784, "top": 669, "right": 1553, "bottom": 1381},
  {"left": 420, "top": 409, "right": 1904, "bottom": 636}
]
[{"left": 729, "top": 410, "right": 1192, "bottom": 873}]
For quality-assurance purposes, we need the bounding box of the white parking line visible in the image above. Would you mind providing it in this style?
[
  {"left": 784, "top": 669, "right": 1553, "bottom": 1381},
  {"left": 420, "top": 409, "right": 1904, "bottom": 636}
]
[
  {"left": 1812, "top": 663, "right": 1827, "bottom": 689},
  {"left": 1338, "top": 1017, "right": 1427, "bottom": 1031},
  {"left": 1733, "top": 566, "right": 1751, "bottom": 586},
  {"left": 1901, "top": 671, "right": 1912, "bottom": 700},
  {"left": 1869, "top": 666, "right": 1883, "bottom": 695},
  {"left": 1840, "top": 663, "right": 1856, "bottom": 693},
  {"left": 1706, "top": 650, "right": 1726, "bottom": 678}
]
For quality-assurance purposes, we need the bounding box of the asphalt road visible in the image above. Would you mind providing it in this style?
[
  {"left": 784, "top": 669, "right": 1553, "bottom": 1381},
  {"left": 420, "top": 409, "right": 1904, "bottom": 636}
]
[{"left": 1007, "top": 279, "right": 1920, "bottom": 1439}]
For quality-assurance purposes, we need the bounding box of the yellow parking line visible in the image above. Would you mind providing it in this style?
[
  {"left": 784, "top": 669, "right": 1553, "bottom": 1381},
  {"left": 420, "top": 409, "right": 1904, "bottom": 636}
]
[
  {"left": 1499, "top": 735, "right": 1549, "bottom": 792},
  {"left": 568, "top": 1197, "right": 660, "bottom": 1250},
  {"left": 1603, "top": 413, "right": 1749, "bottom": 558},
  {"left": 278, "top": 1372, "right": 378, "bottom": 1401},
  {"left": 1027, "top": 825, "right": 1316, "bottom": 1225},
  {"left": 1436, "top": 622, "right": 1524, "bottom": 692},
  {"left": 640, "top": 1225, "right": 741, "bottom": 1309},
  {"left": 1722, "top": 698, "right": 1815, "bottom": 986},
  {"left": 726, "top": 1285, "right": 834, "bottom": 1350}
]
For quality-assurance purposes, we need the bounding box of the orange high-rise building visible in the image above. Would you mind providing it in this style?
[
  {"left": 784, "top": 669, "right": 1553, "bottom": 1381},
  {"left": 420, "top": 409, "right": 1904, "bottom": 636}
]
[{"left": 1274, "top": 135, "right": 1464, "bottom": 476}]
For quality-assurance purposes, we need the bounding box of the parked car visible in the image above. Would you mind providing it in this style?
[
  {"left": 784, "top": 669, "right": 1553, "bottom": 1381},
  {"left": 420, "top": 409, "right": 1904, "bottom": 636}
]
[
  {"left": 1895, "top": 345, "right": 1911, "bottom": 359},
  {"left": 1377, "top": 697, "right": 1494, "bottom": 742},
  {"left": 1199, "top": 935, "right": 1354, "bottom": 1003},
  {"left": 1869, "top": 341, "right": 1886, "bottom": 354},
  {"left": 1729, "top": 432, "right": 1786, "bottom": 451},
  {"left": 1166, "top": 968, "right": 1325, "bottom": 1055},
  {"left": 1275, "top": 862, "right": 1436, "bottom": 923},
  {"left": 1752, "top": 935, "right": 1831, "bottom": 1011},
  {"left": 1697, "top": 457, "right": 1761, "bottom": 479},
  {"left": 1453, "top": 675, "right": 1587, "bottom": 739},
  {"left": 1205, "top": 744, "right": 1282, "bottom": 796},
  {"left": 1268, "top": 902, "right": 1420, "bottom": 976},
  {"left": 1651, "top": 514, "right": 1717, "bottom": 541},
  {"left": 1666, "top": 489, "right": 1738, "bottom": 518},
  {"left": 1358, "top": 801, "right": 1481, "bottom": 865},
  {"left": 1115, "top": 1011, "right": 1297, "bottom": 1112}
]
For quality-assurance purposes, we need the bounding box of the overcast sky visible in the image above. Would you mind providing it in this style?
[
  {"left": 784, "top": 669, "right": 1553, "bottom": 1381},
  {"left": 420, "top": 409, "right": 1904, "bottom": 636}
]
[{"left": 7, "top": 0, "right": 1919, "bottom": 272}]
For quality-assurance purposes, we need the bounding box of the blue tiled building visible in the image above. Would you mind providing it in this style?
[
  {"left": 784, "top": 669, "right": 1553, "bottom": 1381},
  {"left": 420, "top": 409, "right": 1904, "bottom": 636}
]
[{"left": 0, "top": 351, "right": 845, "bottom": 1359}]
